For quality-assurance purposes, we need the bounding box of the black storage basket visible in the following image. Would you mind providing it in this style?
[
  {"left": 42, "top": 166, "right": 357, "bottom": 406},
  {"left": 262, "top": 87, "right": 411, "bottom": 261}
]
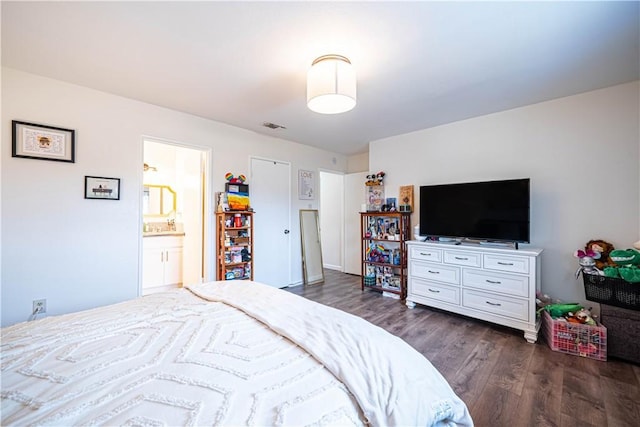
[{"left": 583, "top": 273, "right": 640, "bottom": 311}]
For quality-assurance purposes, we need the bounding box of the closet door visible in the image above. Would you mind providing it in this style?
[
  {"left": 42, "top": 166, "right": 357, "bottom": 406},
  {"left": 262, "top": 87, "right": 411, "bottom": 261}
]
[{"left": 250, "top": 158, "right": 291, "bottom": 287}]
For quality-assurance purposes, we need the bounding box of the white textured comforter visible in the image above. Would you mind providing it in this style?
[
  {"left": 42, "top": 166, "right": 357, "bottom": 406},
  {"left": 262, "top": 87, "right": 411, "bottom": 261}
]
[{"left": 1, "top": 281, "right": 473, "bottom": 426}]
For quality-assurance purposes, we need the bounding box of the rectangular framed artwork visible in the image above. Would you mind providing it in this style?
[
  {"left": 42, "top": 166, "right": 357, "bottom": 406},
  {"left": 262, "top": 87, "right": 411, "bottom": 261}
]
[
  {"left": 84, "top": 176, "right": 121, "bottom": 200},
  {"left": 12, "top": 120, "right": 75, "bottom": 163},
  {"left": 298, "top": 169, "right": 315, "bottom": 200}
]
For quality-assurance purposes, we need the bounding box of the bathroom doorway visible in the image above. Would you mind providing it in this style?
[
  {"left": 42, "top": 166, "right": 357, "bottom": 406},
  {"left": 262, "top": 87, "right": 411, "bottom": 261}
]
[{"left": 141, "top": 138, "right": 211, "bottom": 295}]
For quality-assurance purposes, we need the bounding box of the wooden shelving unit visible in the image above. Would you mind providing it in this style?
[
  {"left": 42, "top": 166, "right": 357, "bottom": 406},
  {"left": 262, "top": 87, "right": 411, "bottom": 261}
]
[
  {"left": 216, "top": 211, "right": 253, "bottom": 281},
  {"left": 360, "top": 212, "right": 410, "bottom": 299}
]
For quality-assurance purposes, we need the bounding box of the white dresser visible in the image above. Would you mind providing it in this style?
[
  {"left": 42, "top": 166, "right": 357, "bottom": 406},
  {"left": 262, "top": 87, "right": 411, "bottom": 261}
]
[{"left": 406, "top": 241, "right": 543, "bottom": 343}]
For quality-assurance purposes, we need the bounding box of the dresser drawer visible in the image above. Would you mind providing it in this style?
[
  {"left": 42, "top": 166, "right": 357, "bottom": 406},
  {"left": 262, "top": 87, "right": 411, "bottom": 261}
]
[
  {"left": 463, "top": 289, "right": 529, "bottom": 321},
  {"left": 410, "top": 261, "right": 460, "bottom": 285},
  {"left": 410, "top": 278, "right": 460, "bottom": 305},
  {"left": 409, "top": 246, "right": 442, "bottom": 262},
  {"left": 463, "top": 269, "right": 529, "bottom": 298},
  {"left": 444, "top": 250, "right": 482, "bottom": 268},
  {"left": 483, "top": 254, "right": 529, "bottom": 274}
]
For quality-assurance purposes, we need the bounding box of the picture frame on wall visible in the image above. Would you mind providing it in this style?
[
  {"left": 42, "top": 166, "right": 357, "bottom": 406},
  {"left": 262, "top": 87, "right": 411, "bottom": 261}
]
[
  {"left": 298, "top": 169, "right": 315, "bottom": 200},
  {"left": 12, "top": 120, "right": 76, "bottom": 163},
  {"left": 399, "top": 185, "right": 414, "bottom": 212},
  {"left": 84, "top": 176, "right": 120, "bottom": 200}
]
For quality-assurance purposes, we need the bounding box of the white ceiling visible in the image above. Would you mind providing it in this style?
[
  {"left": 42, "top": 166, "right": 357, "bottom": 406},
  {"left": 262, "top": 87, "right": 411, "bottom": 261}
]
[{"left": 2, "top": 1, "right": 638, "bottom": 155}]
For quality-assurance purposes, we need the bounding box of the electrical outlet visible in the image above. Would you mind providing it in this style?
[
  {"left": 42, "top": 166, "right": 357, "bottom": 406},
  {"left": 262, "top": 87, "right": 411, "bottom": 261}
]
[{"left": 33, "top": 299, "right": 46, "bottom": 314}]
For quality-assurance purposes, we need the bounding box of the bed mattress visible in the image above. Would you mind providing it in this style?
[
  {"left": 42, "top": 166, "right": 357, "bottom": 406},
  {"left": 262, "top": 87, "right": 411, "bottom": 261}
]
[{"left": 1, "top": 280, "right": 473, "bottom": 426}]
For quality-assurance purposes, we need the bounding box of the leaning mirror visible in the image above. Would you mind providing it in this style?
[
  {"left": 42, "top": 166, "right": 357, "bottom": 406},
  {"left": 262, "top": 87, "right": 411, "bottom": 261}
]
[
  {"left": 300, "top": 209, "right": 324, "bottom": 285},
  {"left": 143, "top": 185, "right": 177, "bottom": 216}
]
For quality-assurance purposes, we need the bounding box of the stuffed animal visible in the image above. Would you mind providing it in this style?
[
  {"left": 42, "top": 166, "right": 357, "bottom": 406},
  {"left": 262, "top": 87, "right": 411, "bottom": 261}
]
[
  {"left": 584, "top": 239, "right": 615, "bottom": 269},
  {"left": 365, "top": 171, "right": 386, "bottom": 186},
  {"left": 605, "top": 248, "right": 640, "bottom": 283},
  {"left": 574, "top": 307, "right": 596, "bottom": 325},
  {"left": 225, "top": 173, "right": 246, "bottom": 184},
  {"left": 574, "top": 249, "right": 601, "bottom": 278}
]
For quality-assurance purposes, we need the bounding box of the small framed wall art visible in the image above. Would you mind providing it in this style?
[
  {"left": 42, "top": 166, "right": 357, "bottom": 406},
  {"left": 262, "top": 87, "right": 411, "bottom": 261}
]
[
  {"left": 12, "top": 120, "right": 75, "bottom": 163},
  {"left": 399, "top": 185, "right": 414, "bottom": 212},
  {"left": 84, "top": 176, "right": 120, "bottom": 200},
  {"left": 298, "top": 169, "right": 315, "bottom": 200}
]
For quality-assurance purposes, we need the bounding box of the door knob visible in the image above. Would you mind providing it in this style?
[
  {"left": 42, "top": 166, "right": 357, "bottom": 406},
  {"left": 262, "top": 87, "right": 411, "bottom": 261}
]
[{"left": 284, "top": 229, "right": 290, "bottom": 234}]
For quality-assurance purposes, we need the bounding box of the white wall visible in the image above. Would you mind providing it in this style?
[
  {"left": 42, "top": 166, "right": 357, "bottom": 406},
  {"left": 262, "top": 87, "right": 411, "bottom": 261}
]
[
  {"left": 370, "top": 81, "right": 640, "bottom": 304},
  {"left": 1, "top": 67, "right": 347, "bottom": 326},
  {"left": 347, "top": 152, "right": 369, "bottom": 173}
]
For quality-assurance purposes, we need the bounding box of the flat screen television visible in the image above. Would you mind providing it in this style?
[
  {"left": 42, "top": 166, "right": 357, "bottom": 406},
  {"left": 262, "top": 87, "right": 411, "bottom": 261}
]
[{"left": 419, "top": 178, "right": 530, "bottom": 243}]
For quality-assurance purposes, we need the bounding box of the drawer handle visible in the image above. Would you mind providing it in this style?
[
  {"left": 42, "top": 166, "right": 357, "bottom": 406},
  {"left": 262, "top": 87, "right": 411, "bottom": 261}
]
[
  {"left": 420, "top": 252, "right": 432, "bottom": 256},
  {"left": 486, "top": 279, "right": 502, "bottom": 284},
  {"left": 428, "top": 288, "right": 440, "bottom": 293},
  {"left": 454, "top": 256, "right": 468, "bottom": 260},
  {"left": 497, "top": 262, "right": 514, "bottom": 266},
  {"left": 427, "top": 270, "right": 440, "bottom": 274},
  {"left": 485, "top": 301, "right": 502, "bottom": 307}
]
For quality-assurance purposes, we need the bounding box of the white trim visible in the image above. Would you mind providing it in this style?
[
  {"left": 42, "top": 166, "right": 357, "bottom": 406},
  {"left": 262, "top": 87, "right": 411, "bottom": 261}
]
[{"left": 140, "top": 135, "right": 214, "bottom": 295}]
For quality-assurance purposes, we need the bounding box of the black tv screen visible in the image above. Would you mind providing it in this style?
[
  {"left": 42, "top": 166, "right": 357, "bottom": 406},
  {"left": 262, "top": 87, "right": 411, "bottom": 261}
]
[{"left": 419, "top": 178, "right": 530, "bottom": 243}]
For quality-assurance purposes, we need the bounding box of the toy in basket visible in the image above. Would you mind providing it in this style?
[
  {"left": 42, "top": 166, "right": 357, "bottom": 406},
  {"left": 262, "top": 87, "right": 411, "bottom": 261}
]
[
  {"left": 575, "top": 243, "right": 640, "bottom": 311},
  {"left": 542, "top": 310, "right": 607, "bottom": 361}
]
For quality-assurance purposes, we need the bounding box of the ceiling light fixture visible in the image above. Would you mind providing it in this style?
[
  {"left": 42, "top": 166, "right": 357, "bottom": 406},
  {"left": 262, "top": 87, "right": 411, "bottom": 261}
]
[{"left": 307, "top": 54, "right": 356, "bottom": 114}]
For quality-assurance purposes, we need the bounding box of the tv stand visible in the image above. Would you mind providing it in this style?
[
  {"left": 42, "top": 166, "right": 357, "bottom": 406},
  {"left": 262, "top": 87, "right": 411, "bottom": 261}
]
[{"left": 406, "top": 241, "right": 542, "bottom": 343}]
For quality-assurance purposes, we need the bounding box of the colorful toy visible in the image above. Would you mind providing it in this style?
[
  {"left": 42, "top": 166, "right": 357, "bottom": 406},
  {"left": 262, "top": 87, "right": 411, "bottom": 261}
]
[
  {"left": 574, "top": 248, "right": 601, "bottom": 278},
  {"left": 365, "top": 171, "right": 386, "bottom": 186},
  {"left": 604, "top": 248, "right": 640, "bottom": 283},
  {"left": 573, "top": 307, "right": 596, "bottom": 326},
  {"left": 225, "top": 173, "right": 246, "bottom": 184},
  {"left": 610, "top": 248, "right": 640, "bottom": 266},
  {"left": 584, "top": 239, "right": 615, "bottom": 269},
  {"left": 542, "top": 303, "right": 584, "bottom": 319}
]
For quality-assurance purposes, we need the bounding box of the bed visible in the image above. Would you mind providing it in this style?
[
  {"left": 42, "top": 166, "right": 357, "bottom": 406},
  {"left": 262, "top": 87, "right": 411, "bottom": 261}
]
[{"left": 1, "top": 280, "right": 473, "bottom": 426}]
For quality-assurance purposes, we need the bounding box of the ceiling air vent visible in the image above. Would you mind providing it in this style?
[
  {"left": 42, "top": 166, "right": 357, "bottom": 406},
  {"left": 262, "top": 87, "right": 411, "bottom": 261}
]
[{"left": 262, "top": 122, "right": 287, "bottom": 130}]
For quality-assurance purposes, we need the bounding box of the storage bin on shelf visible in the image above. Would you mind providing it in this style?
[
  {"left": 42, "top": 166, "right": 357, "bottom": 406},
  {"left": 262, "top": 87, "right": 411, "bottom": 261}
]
[
  {"left": 542, "top": 310, "right": 607, "bottom": 361},
  {"left": 582, "top": 273, "right": 640, "bottom": 311}
]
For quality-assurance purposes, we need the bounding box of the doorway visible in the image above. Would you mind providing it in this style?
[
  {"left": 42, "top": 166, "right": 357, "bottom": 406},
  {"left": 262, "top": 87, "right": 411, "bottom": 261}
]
[
  {"left": 319, "top": 170, "right": 344, "bottom": 271},
  {"left": 250, "top": 157, "right": 291, "bottom": 288},
  {"left": 141, "top": 138, "right": 210, "bottom": 294}
]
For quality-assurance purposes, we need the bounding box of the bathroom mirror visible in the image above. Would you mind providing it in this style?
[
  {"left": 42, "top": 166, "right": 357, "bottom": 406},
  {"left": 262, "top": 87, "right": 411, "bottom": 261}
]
[
  {"left": 143, "top": 185, "right": 177, "bottom": 216},
  {"left": 300, "top": 209, "right": 324, "bottom": 285}
]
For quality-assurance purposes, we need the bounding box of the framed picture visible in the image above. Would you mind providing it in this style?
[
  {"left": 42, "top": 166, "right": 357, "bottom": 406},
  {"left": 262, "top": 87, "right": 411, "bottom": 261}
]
[
  {"left": 298, "top": 169, "right": 315, "bottom": 200},
  {"left": 399, "top": 185, "right": 414, "bottom": 212},
  {"left": 84, "top": 176, "right": 120, "bottom": 200},
  {"left": 12, "top": 120, "right": 75, "bottom": 163},
  {"left": 367, "top": 185, "right": 384, "bottom": 211}
]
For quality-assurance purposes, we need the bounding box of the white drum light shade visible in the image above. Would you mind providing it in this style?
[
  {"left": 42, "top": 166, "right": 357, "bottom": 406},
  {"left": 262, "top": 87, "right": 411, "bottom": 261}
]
[{"left": 307, "top": 55, "right": 356, "bottom": 114}]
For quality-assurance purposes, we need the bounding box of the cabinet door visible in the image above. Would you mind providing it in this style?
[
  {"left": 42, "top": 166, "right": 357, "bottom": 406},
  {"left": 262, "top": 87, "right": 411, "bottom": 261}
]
[
  {"left": 143, "top": 248, "right": 165, "bottom": 288},
  {"left": 164, "top": 247, "right": 184, "bottom": 286}
]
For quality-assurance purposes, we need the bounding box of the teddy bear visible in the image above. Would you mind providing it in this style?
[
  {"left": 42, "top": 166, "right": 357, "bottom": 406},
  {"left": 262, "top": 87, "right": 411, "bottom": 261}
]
[{"left": 584, "top": 239, "right": 615, "bottom": 270}]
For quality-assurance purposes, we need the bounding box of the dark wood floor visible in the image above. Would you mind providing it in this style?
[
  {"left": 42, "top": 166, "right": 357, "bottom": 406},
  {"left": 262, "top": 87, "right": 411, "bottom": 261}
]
[{"left": 286, "top": 269, "right": 640, "bottom": 427}]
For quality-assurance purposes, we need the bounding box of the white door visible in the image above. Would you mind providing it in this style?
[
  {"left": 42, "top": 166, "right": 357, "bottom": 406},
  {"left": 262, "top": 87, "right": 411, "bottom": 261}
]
[
  {"left": 250, "top": 158, "right": 291, "bottom": 287},
  {"left": 344, "top": 172, "right": 368, "bottom": 275}
]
